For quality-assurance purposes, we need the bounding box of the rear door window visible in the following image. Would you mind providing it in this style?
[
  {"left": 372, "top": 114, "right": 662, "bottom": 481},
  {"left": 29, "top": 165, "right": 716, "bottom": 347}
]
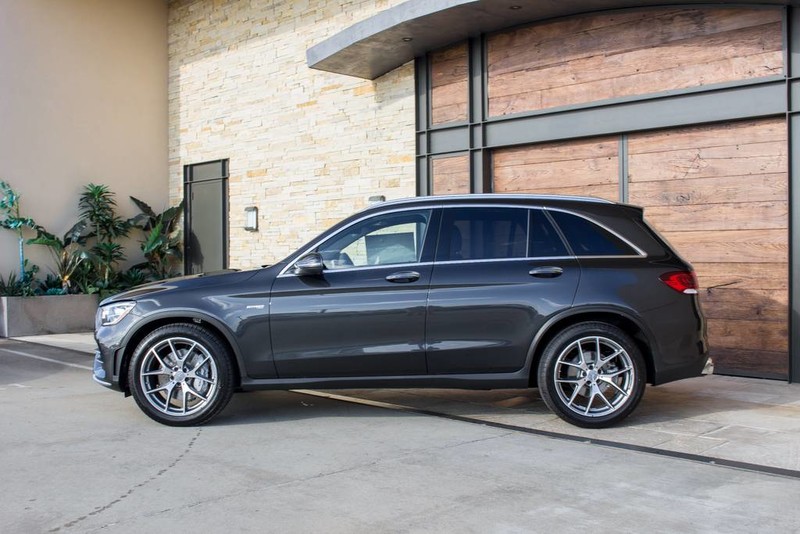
[
  {"left": 529, "top": 209, "right": 569, "bottom": 257},
  {"left": 437, "top": 207, "right": 527, "bottom": 261},
  {"left": 548, "top": 210, "right": 638, "bottom": 256}
]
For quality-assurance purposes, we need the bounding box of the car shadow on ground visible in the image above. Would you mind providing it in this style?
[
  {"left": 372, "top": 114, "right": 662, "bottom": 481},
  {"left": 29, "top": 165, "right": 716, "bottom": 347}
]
[
  {"left": 211, "top": 389, "right": 424, "bottom": 427},
  {"left": 207, "top": 378, "right": 739, "bottom": 430}
]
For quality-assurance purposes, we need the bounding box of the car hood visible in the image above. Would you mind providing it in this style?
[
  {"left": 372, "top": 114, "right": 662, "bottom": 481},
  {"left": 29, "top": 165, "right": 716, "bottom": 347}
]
[{"left": 99, "top": 269, "right": 263, "bottom": 306}]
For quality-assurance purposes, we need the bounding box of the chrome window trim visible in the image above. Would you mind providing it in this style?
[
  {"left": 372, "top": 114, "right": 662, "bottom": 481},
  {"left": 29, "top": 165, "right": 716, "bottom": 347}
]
[
  {"left": 278, "top": 261, "right": 436, "bottom": 277},
  {"left": 434, "top": 256, "right": 573, "bottom": 266},
  {"left": 526, "top": 208, "right": 532, "bottom": 258},
  {"left": 570, "top": 255, "right": 648, "bottom": 260},
  {"left": 425, "top": 255, "right": 647, "bottom": 266},
  {"left": 279, "top": 201, "right": 647, "bottom": 277},
  {"left": 543, "top": 207, "right": 647, "bottom": 258}
]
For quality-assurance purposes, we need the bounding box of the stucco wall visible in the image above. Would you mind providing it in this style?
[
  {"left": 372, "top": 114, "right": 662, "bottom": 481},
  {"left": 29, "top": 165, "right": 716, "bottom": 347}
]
[
  {"left": 0, "top": 0, "right": 169, "bottom": 277},
  {"left": 168, "top": 0, "right": 416, "bottom": 269}
]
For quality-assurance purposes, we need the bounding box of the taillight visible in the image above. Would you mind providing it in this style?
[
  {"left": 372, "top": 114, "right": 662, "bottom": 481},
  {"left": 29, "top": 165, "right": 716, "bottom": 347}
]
[{"left": 659, "top": 271, "right": 699, "bottom": 294}]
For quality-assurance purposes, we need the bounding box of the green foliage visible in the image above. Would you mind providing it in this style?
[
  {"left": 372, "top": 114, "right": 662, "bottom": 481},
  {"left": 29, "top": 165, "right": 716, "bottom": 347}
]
[
  {"left": 79, "top": 184, "right": 130, "bottom": 286},
  {"left": 27, "top": 221, "right": 90, "bottom": 294},
  {"left": 79, "top": 184, "right": 131, "bottom": 242},
  {"left": 38, "top": 274, "right": 67, "bottom": 295},
  {"left": 0, "top": 181, "right": 39, "bottom": 284},
  {"left": 0, "top": 271, "right": 24, "bottom": 296},
  {"left": 0, "top": 261, "right": 39, "bottom": 297},
  {"left": 71, "top": 262, "right": 99, "bottom": 295},
  {"left": 129, "top": 197, "right": 184, "bottom": 280},
  {"left": 1, "top": 181, "right": 184, "bottom": 297},
  {"left": 119, "top": 268, "right": 148, "bottom": 288}
]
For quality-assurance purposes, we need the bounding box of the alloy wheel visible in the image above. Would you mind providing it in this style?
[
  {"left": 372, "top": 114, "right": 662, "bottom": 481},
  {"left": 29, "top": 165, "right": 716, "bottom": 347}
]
[
  {"left": 138, "top": 336, "right": 219, "bottom": 417},
  {"left": 552, "top": 335, "right": 635, "bottom": 418}
]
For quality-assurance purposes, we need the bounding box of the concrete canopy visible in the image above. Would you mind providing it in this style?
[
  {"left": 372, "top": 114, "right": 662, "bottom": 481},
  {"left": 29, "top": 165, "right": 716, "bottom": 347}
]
[{"left": 307, "top": 0, "right": 799, "bottom": 80}]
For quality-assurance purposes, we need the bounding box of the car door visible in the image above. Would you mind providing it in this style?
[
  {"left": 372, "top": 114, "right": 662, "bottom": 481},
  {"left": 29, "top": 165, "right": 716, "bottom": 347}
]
[
  {"left": 270, "top": 208, "right": 438, "bottom": 378},
  {"left": 426, "top": 206, "right": 580, "bottom": 374}
]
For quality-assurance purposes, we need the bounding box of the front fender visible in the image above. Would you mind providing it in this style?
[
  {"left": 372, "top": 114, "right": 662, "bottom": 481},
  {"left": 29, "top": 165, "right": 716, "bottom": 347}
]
[{"left": 116, "top": 308, "right": 249, "bottom": 384}]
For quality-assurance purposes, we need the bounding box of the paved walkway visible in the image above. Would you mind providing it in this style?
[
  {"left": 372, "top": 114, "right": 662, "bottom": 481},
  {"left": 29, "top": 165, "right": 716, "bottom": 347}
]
[
  {"left": 12, "top": 332, "right": 800, "bottom": 475},
  {"left": 13, "top": 332, "right": 98, "bottom": 354}
]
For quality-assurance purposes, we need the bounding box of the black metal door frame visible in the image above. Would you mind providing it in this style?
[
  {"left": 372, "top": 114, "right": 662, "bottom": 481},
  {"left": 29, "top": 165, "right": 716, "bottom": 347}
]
[{"left": 183, "top": 159, "right": 229, "bottom": 275}]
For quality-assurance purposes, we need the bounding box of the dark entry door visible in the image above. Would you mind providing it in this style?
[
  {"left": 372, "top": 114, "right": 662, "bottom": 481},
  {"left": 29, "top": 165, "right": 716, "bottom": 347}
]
[{"left": 184, "top": 160, "right": 228, "bottom": 275}]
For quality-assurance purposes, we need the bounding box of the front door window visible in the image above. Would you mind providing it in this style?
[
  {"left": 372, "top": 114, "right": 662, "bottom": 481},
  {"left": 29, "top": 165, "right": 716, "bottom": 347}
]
[{"left": 317, "top": 210, "right": 432, "bottom": 269}]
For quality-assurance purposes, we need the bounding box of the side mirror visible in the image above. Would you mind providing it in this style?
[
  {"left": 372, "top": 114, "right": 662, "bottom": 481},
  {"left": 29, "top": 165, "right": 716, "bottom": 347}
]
[{"left": 293, "top": 253, "right": 324, "bottom": 276}]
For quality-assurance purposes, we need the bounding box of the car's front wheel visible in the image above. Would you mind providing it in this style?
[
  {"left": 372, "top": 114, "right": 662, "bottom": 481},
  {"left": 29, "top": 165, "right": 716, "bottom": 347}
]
[
  {"left": 128, "top": 324, "right": 234, "bottom": 426},
  {"left": 537, "top": 322, "right": 646, "bottom": 428}
]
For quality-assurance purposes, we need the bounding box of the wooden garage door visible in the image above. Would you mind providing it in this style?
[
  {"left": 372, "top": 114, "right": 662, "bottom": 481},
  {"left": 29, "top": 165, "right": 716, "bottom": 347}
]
[
  {"left": 493, "top": 136, "right": 620, "bottom": 201},
  {"left": 492, "top": 118, "right": 789, "bottom": 378},
  {"left": 628, "top": 118, "right": 788, "bottom": 379}
]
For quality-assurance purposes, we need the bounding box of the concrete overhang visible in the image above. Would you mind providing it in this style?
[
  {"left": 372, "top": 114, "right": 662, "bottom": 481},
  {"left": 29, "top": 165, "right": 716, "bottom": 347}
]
[{"left": 308, "top": 0, "right": 799, "bottom": 80}]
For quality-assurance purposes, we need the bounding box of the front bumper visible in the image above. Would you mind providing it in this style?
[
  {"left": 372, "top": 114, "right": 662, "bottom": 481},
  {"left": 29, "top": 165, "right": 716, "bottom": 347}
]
[
  {"left": 92, "top": 349, "right": 112, "bottom": 387},
  {"left": 93, "top": 317, "right": 137, "bottom": 393}
]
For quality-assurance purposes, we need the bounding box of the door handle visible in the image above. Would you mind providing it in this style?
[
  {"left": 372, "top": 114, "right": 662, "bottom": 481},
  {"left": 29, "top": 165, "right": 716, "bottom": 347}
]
[
  {"left": 529, "top": 266, "right": 563, "bottom": 278},
  {"left": 386, "top": 271, "right": 421, "bottom": 283}
]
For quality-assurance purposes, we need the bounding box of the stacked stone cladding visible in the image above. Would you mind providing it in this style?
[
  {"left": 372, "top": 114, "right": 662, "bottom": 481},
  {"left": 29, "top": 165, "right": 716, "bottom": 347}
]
[{"left": 168, "top": 0, "right": 415, "bottom": 269}]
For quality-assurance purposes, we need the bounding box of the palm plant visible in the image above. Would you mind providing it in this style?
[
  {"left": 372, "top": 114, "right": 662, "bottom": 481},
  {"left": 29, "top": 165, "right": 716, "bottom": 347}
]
[{"left": 78, "top": 184, "right": 130, "bottom": 285}]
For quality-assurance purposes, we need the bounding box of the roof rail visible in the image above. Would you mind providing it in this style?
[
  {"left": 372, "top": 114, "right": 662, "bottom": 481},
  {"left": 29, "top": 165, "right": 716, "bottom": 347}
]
[{"left": 373, "top": 194, "right": 615, "bottom": 208}]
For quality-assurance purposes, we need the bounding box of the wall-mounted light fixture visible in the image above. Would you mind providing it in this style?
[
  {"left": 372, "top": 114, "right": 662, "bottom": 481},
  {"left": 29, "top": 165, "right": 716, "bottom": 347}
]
[
  {"left": 244, "top": 206, "right": 258, "bottom": 232},
  {"left": 368, "top": 195, "right": 386, "bottom": 205}
]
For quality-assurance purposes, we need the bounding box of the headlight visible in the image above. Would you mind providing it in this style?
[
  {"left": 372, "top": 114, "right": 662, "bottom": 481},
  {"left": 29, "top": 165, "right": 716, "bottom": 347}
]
[{"left": 99, "top": 302, "right": 136, "bottom": 326}]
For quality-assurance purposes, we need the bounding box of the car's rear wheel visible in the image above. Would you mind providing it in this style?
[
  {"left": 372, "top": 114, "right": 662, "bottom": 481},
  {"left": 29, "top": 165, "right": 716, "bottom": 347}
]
[
  {"left": 537, "top": 322, "right": 645, "bottom": 428},
  {"left": 128, "top": 324, "right": 234, "bottom": 426}
]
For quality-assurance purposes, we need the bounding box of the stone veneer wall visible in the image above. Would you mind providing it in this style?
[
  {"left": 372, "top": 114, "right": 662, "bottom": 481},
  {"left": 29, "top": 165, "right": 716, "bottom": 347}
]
[{"left": 168, "top": 0, "right": 416, "bottom": 269}]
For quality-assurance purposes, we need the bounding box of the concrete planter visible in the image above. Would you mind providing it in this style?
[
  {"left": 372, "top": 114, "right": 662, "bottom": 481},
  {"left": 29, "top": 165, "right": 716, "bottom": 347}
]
[{"left": 0, "top": 294, "right": 99, "bottom": 337}]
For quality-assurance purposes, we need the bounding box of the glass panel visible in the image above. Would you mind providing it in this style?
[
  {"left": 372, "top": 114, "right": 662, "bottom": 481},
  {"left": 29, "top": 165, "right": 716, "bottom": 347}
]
[
  {"left": 318, "top": 210, "right": 432, "bottom": 269},
  {"left": 529, "top": 210, "right": 569, "bottom": 257},
  {"left": 189, "top": 161, "right": 225, "bottom": 182},
  {"left": 549, "top": 211, "right": 634, "bottom": 256},
  {"left": 438, "top": 208, "right": 527, "bottom": 261},
  {"left": 187, "top": 180, "right": 225, "bottom": 274}
]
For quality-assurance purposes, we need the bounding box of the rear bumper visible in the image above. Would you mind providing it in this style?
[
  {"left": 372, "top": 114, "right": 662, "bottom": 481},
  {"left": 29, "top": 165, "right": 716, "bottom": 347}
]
[{"left": 642, "top": 297, "right": 709, "bottom": 385}]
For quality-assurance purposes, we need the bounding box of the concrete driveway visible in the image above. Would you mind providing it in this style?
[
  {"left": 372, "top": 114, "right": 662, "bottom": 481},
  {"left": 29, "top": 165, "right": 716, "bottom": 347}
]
[{"left": 1, "top": 337, "right": 799, "bottom": 533}]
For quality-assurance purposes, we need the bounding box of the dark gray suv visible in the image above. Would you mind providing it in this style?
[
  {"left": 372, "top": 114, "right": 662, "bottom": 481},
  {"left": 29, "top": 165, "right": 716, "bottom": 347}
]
[{"left": 93, "top": 195, "right": 707, "bottom": 428}]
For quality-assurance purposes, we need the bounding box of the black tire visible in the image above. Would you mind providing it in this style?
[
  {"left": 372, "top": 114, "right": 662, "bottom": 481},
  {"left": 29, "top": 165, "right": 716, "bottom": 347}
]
[
  {"left": 537, "top": 322, "right": 646, "bottom": 428},
  {"left": 128, "top": 323, "right": 235, "bottom": 426}
]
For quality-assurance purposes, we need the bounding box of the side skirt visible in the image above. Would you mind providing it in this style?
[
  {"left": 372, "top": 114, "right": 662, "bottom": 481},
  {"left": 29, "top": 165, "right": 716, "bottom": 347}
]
[{"left": 239, "top": 371, "right": 530, "bottom": 391}]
